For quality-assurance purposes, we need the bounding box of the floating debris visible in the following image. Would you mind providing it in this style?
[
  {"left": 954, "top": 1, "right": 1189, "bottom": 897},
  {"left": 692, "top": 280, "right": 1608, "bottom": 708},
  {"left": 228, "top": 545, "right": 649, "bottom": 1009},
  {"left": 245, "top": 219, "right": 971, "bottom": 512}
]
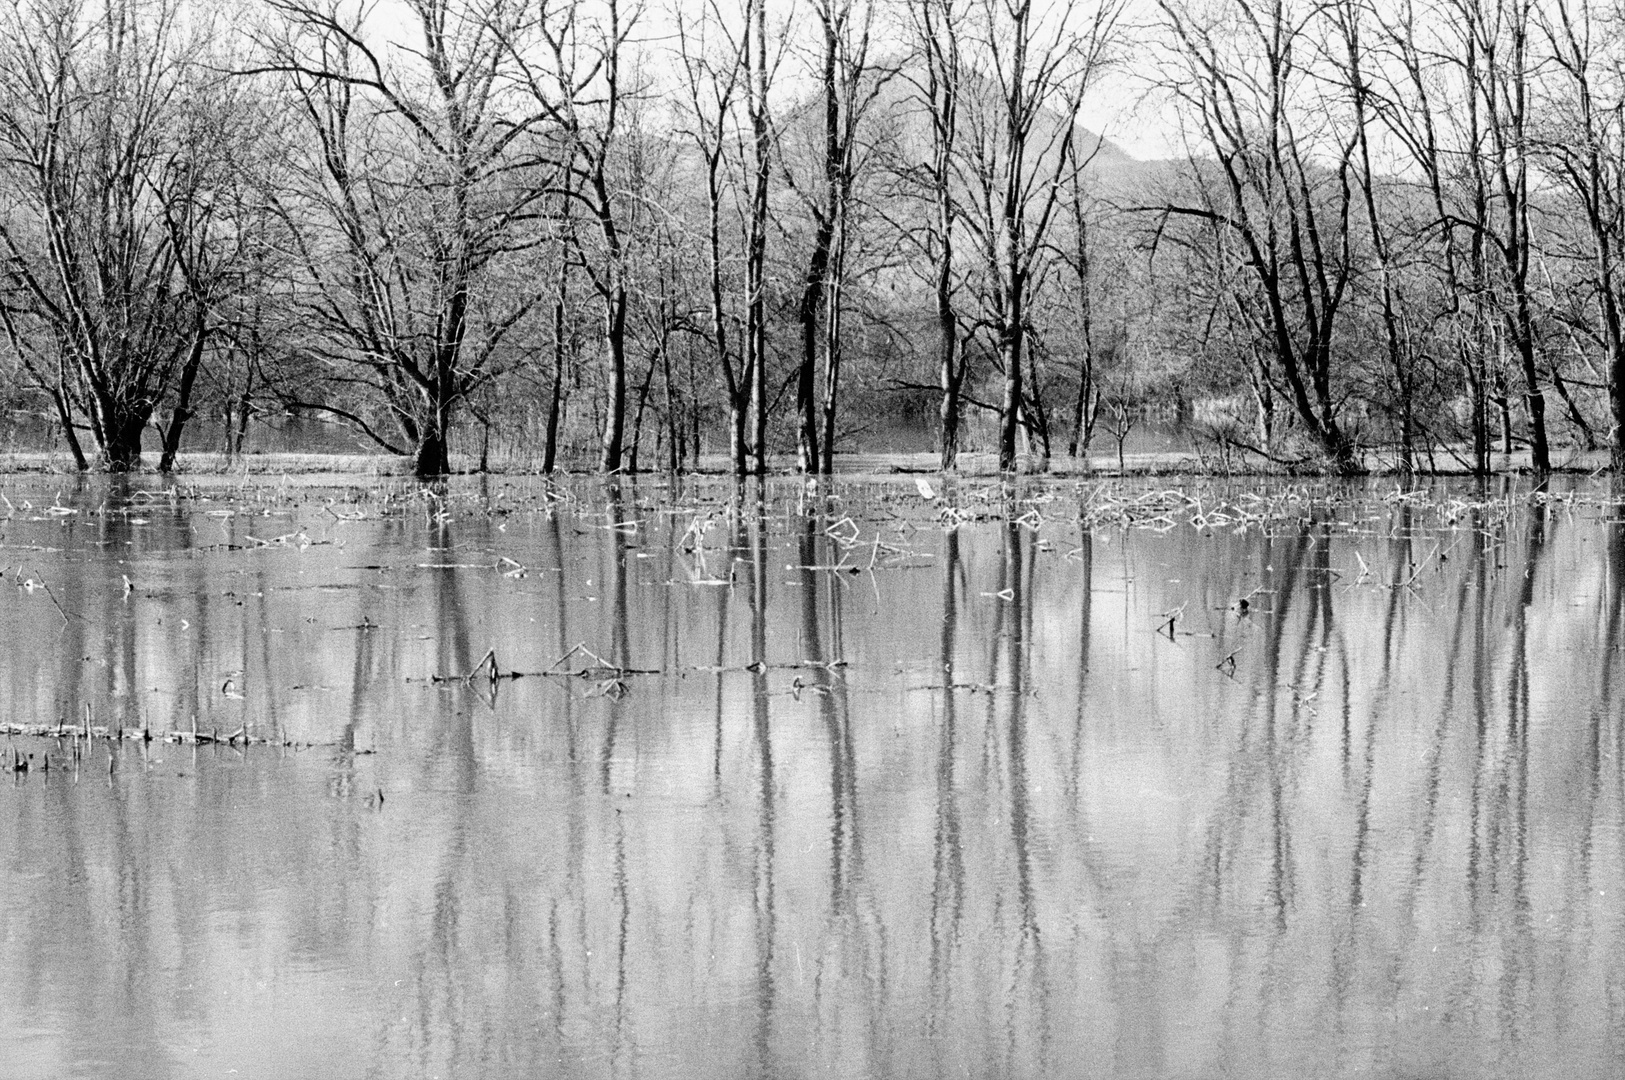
[{"left": 0, "top": 720, "right": 369, "bottom": 751}]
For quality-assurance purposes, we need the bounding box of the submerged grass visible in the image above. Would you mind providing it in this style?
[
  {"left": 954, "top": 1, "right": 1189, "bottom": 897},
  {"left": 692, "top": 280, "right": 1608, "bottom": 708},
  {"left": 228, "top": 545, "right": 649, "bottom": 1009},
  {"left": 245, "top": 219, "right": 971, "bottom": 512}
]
[{"left": 0, "top": 452, "right": 1617, "bottom": 544}]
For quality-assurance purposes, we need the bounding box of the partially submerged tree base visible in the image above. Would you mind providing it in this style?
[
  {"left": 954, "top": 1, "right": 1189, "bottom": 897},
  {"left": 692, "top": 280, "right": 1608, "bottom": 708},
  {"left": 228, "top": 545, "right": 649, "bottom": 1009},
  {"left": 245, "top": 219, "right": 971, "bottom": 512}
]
[{"left": 414, "top": 432, "right": 450, "bottom": 478}]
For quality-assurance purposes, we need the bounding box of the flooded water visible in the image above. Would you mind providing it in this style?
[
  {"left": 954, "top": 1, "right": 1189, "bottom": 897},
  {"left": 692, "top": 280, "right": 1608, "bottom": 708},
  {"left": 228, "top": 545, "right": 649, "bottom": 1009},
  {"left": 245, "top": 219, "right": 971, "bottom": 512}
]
[{"left": 2, "top": 473, "right": 1624, "bottom": 1079}]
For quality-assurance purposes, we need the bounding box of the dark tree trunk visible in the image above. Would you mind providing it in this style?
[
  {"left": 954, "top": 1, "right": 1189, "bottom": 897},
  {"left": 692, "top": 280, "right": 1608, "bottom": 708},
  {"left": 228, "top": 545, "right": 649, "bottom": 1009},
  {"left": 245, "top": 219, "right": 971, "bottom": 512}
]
[
  {"left": 103, "top": 414, "right": 146, "bottom": 471},
  {"left": 796, "top": 219, "right": 829, "bottom": 474},
  {"left": 819, "top": 290, "right": 841, "bottom": 475},
  {"left": 939, "top": 318, "right": 961, "bottom": 472},
  {"left": 158, "top": 322, "right": 207, "bottom": 473},
  {"left": 919, "top": 0, "right": 961, "bottom": 474},
  {"left": 747, "top": 0, "right": 770, "bottom": 477},
  {"left": 414, "top": 428, "right": 449, "bottom": 478},
  {"left": 628, "top": 350, "right": 658, "bottom": 474},
  {"left": 1615, "top": 346, "right": 1625, "bottom": 471},
  {"left": 415, "top": 389, "right": 453, "bottom": 476},
  {"left": 661, "top": 334, "right": 680, "bottom": 473},
  {"left": 796, "top": 230, "right": 827, "bottom": 473},
  {"left": 997, "top": 313, "right": 1024, "bottom": 473},
  {"left": 543, "top": 255, "right": 568, "bottom": 474},
  {"left": 51, "top": 389, "right": 88, "bottom": 471},
  {"left": 598, "top": 286, "right": 629, "bottom": 473},
  {"left": 595, "top": 294, "right": 626, "bottom": 478}
]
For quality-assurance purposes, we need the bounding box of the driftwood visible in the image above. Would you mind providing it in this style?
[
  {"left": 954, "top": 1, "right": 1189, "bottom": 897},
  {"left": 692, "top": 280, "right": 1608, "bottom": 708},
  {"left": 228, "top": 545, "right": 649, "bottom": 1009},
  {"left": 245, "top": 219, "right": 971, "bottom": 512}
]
[
  {"left": 1, "top": 719, "right": 369, "bottom": 752},
  {"left": 429, "top": 643, "right": 660, "bottom": 686}
]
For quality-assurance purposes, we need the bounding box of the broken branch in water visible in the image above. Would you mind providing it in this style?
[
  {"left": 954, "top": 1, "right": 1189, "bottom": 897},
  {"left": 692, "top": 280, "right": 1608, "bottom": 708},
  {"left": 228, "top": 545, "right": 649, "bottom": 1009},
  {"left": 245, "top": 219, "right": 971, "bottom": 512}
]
[
  {"left": 430, "top": 648, "right": 503, "bottom": 684},
  {"left": 540, "top": 641, "right": 657, "bottom": 678},
  {"left": 14, "top": 566, "right": 78, "bottom": 624},
  {"left": 428, "top": 643, "right": 659, "bottom": 686}
]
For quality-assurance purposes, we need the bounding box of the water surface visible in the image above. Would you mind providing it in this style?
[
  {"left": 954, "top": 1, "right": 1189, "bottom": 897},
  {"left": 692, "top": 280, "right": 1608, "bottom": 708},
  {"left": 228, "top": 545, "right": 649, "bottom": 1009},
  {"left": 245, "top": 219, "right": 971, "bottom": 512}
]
[{"left": 1, "top": 474, "right": 1622, "bottom": 1079}]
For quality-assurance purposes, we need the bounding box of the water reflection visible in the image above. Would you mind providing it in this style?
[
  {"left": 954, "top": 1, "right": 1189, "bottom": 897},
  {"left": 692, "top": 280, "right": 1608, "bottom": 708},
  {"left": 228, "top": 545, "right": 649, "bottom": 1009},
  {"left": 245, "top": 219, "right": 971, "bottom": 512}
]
[
  {"left": 745, "top": 488, "right": 775, "bottom": 1078},
  {"left": 5, "top": 476, "right": 1625, "bottom": 1078}
]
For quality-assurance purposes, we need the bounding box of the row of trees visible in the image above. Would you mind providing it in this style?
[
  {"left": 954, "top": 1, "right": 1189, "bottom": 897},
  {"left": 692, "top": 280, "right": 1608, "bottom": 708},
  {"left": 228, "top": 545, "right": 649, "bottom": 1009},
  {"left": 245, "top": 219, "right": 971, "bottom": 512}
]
[
  {"left": 9, "top": 0, "right": 1625, "bottom": 476},
  {"left": 1148, "top": 0, "right": 1625, "bottom": 475}
]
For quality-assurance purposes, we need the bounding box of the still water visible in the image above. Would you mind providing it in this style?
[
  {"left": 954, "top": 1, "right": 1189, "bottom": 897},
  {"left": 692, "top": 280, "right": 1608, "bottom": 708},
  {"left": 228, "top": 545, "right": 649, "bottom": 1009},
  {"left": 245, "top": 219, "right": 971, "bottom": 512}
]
[{"left": 1, "top": 474, "right": 1623, "bottom": 1079}]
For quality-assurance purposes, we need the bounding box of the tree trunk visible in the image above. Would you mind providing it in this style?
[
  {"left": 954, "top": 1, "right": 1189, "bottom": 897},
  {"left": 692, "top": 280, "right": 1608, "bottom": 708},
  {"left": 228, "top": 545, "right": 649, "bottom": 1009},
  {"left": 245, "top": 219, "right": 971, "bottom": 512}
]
[
  {"left": 796, "top": 218, "right": 829, "bottom": 473},
  {"left": 747, "top": 0, "right": 771, "bottom": 477},
  {"left": 628, "top": 350, "right": 658, "bottom": 474},
  {"left": 543, "top": 250, "right": 569, "bottom": 474},
  {"left": 103, "top": 413, "right": 145, "bottom": 471},
  {"left": 1467, "top": 349, "right": 1489, "bottom": 476},
  {"left": 939, "top": 315, "right": 961, "bottom": 472},
  {"left": 414, "top": 389, "right": 452, "bottom": 477},
  {"left": 1497, "top": 382, "right": 1513, "bottom": 456},
  {"left": 1253, "top": 375, "right": 1274, "bottom": 453},
  {"left": 917, "top": 0, "right": 961, "bottom": 473},
  {"left": 1065, "top": 186, "right": 1095, "bottom": 460},
  {"left": 599, "top": 286, "right": 629, "bottom": 473},
  {"left": 997, "top": 311, "right": 1024, "bottom": 472},
  {"left": 662, "top": 336, "right": 680, "bottom": 473},
  {"left": 51, "top": 388, "right": 88, "bottom": 471},
  {"left": 229, "top": 357, "right": 256, "bottom": 458},
  {"left": 1513, "top": 327, "right": 1548, "bottom": 470},
  {"left": 542, "top": 367, "right": 564, "bottom": 474},
  {"left": 1067, "top": 350, "right": 1095, "bottom": 459},
  {"left": 158, "top": 321, "right": 207, "bottom": 473},
  {"left": 731, "top": 393, "right": 750, "bottom": 478},
  {"left": 414, "top": 427, "right": 449, "bottom": 477},
  {"left": 819, "top": 284, "right": 841, "bottom": 475},
  {"left": 995, "top": 1, "right": 1029, "bottom": 475},
  {"left": 1615, "top": 342, "right": 1625, "bottom": 471},
  {"left": 1022, "top": 357, "right": 1050, "bottom": 471}
]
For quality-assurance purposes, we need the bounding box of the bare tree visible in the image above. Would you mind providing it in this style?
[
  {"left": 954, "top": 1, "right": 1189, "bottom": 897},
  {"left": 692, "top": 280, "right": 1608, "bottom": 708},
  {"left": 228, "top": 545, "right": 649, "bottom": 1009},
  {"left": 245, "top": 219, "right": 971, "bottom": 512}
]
[
  {"left": 260, "top": 0, "right": 550, "bottom": 477},
  {"left": 745, "top": 0, "right": 774, "bottom": 474},
  {"left": 783, "top": 0, "right": 889, "bottom": 474},
  {"left": 0, "top": 0, "right": 242, "bottom": 470},
  {"left": 1152, "top": 0, "right": 1362, "bottom": 473},
  {"left": 540, "top": 184, "right": 577, "bottom": 473},
  {"left": 902, "top": 0, "right": 970, "bottom": 471},
  {"left": 1461, "top": 0, "right": 1551, "bottom": 471},
  {"left": 1538, "top": 0, "right": 1625, "bottom": 468},
  {"left": 503, "top": 0, "right": 651, "bottom": 474},
  {"left": 960, "top": 0, "right": 1123, "bottom": 473},
  {"left": 675, "top": 0, "right": 752, "bottom": 475},
  {"left": 1060, "top": 161, "right": 1104, "bottom": 459},
  {"left": 1329, "top": 0, "right": 1421, "bottom": 471}
]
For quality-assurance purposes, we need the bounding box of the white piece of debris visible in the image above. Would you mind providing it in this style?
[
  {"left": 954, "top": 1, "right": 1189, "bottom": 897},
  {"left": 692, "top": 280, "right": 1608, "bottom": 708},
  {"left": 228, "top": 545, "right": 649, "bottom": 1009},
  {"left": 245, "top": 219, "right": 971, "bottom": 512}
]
[{"left": 915, "top": 477, "right": 936, "bottom": 501}]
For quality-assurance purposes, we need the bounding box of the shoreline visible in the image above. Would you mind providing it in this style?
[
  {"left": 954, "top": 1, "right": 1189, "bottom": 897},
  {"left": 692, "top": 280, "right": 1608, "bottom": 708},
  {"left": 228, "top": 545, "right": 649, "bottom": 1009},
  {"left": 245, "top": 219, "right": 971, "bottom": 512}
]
[{"left": 0, "top": 446, "right": 1612, "bottom": 480}]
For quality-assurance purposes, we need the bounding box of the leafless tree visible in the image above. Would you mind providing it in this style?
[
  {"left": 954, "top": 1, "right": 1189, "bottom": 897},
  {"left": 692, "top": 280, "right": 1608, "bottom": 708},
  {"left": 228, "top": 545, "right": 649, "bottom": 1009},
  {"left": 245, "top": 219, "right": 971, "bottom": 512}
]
[
  {"left": 960, "top": 0, "right": 1123, "bottom": 473},
  {"left": 1329, "top": 0, "right": 1422, "bottom": 471},
  {"left": 1459, "top": 0, "right": 1551, "bottom": 471},
  {"left": 258, "top": 0, "right": 551, "bottom": 476},
  {"left": 1538, "top": 0, "right": 1625, "bottom": 467},
  {"left": 744, "top": 0, "right": 775, "bottom": 474},
  {"left": 902, "top": 0, "right": 971, "bottom": 471},
  {"left": 0, "top": 0, "right": 245, "bottom": 470},
  {"left": 675, "top": 0, "right": 752, "bottom": 475},
  {"left": 784, "top": 0, "right": 889, "bottom": 474},
  {"left": 1152, "top": 0, "right": 1363, "bottom": 473},
  {"left": 503, "top": 0, "right": 652, "bottom": 474}
]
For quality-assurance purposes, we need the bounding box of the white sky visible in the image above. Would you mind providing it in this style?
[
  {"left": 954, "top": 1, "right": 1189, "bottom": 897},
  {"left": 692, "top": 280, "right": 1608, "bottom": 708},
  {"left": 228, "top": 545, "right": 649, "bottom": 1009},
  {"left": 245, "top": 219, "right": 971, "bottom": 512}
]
[{"left": 321, "top": 0, "right": 1188, "bottom": 160}]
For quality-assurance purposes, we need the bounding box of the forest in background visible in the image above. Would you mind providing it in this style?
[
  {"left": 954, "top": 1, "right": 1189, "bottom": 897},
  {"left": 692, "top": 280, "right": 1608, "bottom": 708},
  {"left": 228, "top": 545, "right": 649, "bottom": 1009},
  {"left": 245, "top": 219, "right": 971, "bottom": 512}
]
[{"left": 4, "top": 0, "right": 1625, "bottom": 476}]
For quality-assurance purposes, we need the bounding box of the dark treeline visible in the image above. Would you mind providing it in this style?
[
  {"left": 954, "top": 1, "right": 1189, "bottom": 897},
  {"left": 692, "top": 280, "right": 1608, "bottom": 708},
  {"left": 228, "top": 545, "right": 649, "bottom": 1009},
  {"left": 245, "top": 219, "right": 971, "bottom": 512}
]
[{"left": 5, "top": 0, "right": 1625, "bottom": 477}]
